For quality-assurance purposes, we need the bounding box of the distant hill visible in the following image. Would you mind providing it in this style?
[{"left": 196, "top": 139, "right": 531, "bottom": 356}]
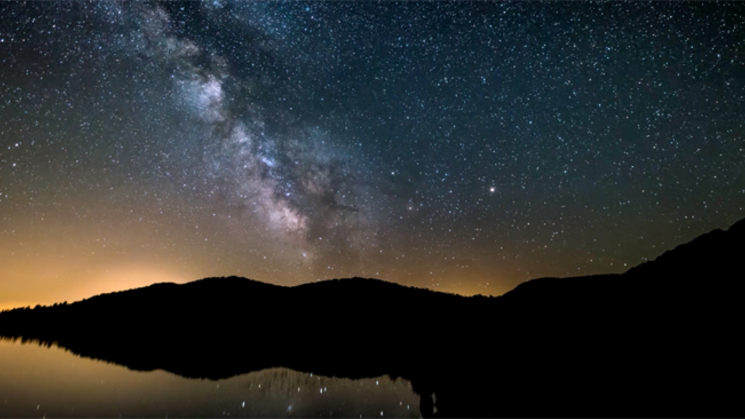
[
  {"left": 0, "top": 275, "right": 489, "bottom": 380},
  {"left": 1, "top": 217, "right": 743, "bottom": 417}
]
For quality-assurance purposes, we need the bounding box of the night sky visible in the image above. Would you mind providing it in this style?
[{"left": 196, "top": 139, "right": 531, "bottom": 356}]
[{"left": 1, "top": 1, "right": 744, "bottom": 308}]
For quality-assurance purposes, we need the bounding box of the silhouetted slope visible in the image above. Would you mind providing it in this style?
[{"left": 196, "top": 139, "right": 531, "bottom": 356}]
[
  {"left": 466, "top": 217, "right": 745, "bottom": 417},
  {"left": 1, "top": 217, "right": 743, "bottom": 417},
  {"left": 625, "top": 217, "right": 745, "bottom": 284},
  {"left": 505, "top": 217, "right": 744, "bottom": 339}
]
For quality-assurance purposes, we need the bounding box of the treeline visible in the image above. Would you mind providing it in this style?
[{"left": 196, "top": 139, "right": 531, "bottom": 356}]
[{"left": 1, "top": 301, "right": 68, "bottom": 313}]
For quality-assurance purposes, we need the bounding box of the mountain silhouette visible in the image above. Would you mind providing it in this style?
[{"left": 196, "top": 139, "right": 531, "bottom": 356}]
[{"left": 1, "top": 217, "right": 743, "bottom": 417}]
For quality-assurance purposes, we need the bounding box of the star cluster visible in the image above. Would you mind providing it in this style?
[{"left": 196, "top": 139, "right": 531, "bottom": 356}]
[{"left": 1, "top": 1, "right": 744, "bottom": 306}]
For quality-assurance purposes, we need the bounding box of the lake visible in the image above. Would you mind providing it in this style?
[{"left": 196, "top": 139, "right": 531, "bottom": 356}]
[{"left": 0, "top": 340, "right": 421, "bottom": 418}]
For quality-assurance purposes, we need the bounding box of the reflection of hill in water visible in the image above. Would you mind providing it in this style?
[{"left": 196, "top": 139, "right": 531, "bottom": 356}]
[
  {"left": 0, "top": 340, "right": 421, "bottom": 418},
  {"left": 1, "top": 217, "right": 744, "bottom": 417}
]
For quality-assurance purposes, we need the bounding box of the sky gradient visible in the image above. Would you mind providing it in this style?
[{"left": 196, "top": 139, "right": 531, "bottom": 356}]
[{"left": 1, "top": 1, "right": 744, "bottom": 309}]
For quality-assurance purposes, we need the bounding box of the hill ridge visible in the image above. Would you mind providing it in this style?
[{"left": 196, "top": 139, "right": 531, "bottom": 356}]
[{"left": 0, "top": 217, "right": 743, "bottom": 417}]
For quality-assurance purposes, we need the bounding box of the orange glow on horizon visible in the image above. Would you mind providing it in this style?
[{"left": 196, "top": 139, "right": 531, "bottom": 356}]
[{"left": 0, "top": 263, "right": 193, "bottom": 311}]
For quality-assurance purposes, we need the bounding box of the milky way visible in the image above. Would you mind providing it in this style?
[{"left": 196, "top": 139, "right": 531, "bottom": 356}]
[{"left": 1, "top": 1, "right": 744, "bottom": 305}]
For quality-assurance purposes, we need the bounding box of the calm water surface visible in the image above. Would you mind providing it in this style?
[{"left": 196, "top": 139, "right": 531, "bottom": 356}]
[{"left": 0, "top": 340, "right": 421, "bottom": 418}]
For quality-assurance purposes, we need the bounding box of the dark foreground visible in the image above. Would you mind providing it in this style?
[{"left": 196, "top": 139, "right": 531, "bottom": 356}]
[{"left": 1, "top": 218, "right": 744, "bottom": 417}]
